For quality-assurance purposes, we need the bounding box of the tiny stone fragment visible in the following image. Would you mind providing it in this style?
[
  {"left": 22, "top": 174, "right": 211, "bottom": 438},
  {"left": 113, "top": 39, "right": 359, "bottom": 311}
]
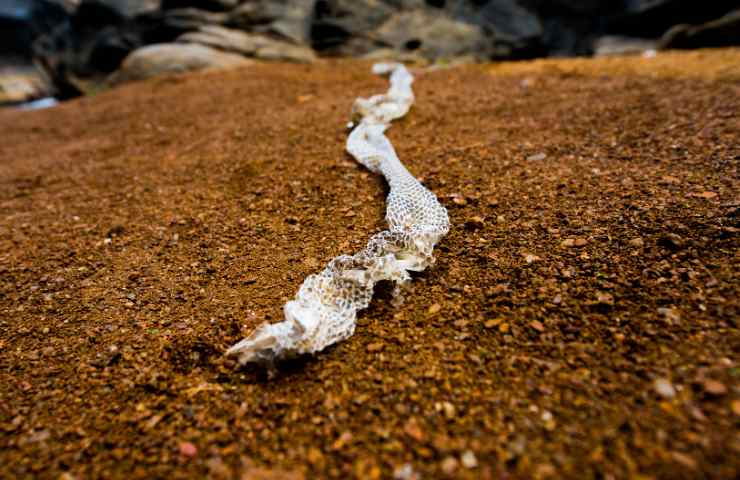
[
  {"left": 403, "top": 418, "right": 424, "bottom": 442},
  {"left": 179, "top": 441, "right": 197, "bottom": 458},
  {"left": 527, "top": 152, "right": 547, "bottom": 161},
  {"left": 671, "top": 451, "right": 698, "bottom": 470},
  {"left": 438, "top": 401, "right": 455, "bottom": 419},
  {"left": 461, "top": 450, "right": 478, "bottom": 469},
  {"left": 484, "top": 318, "right": 502, "bottom": 329},
  {"left": 393, "top": 464, "right": 415, "bottom": 480},
  {"left": 596, "top": 292, "right": 614, "bottom": 305},
  {"left": 653, "top": 378, "right": 676, "bottom": 399},
  {"left": 702, "top": 379, "right": 727, "bottom": 396},
  {"left": 440, "top": 456, "right": 458, "bottom": 474}
]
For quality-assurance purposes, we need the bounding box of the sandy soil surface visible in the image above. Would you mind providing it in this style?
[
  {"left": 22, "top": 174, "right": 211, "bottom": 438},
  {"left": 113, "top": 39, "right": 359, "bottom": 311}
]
[{"left": 1, "top": 49, "right": 738, "bottom": 479}]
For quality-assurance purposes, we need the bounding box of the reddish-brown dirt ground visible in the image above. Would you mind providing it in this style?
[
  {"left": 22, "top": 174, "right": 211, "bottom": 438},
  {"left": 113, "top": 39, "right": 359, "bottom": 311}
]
[{"left": 1, "top": 49, "right": 738, "bottom": 479}]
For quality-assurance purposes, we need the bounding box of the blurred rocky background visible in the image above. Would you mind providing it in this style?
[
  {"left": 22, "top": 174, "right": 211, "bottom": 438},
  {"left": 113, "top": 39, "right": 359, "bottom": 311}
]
[{"left": 2, "top": 0, "right": 739, "bottom": 105}]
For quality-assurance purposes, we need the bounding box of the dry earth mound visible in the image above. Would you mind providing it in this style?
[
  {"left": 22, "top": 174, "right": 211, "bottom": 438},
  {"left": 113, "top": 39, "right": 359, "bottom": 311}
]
[{"left": 1, "top": 49, "right": 738, "bottom": 479}]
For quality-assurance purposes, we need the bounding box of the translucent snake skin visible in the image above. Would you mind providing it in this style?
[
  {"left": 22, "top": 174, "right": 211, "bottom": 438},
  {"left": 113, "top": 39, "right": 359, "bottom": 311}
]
[{"left": 226, "top": 63, "right": 450, "bottom": 366}]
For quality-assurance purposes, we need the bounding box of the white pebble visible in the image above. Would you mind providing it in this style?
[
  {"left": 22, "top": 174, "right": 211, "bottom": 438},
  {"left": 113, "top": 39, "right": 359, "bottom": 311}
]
[
  {"left": 461, "top": 450, "right": 478, "bottom": 469},
  {"left": 654, "top": 378, "right": 676, "bottom": 399}
]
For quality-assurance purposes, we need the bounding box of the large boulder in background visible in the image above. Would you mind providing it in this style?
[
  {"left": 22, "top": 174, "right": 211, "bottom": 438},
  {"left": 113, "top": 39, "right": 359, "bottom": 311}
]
[
  {"left": 31, "top": 1, "right": 231, "bottom": 96},
  {"left": 177, "top": 25, "right": 316, "bottom": 62},
  {"left": 226, "top": 0, "right": 315, "bottom": 44},
  {"left": 0, "top": 66, "right": 51, "bottom": 105},
  {"left": 108, "top": 42, "right": 250, "bottom": 83},
  {"left": 454, "top": 0, "right": 544, "bottom": 58},
  {"left": 374, "top": 10, "right": 488, "bottom": 60},
  {"left": 310, "top": 0, "right": 394, "bottom": 54}
]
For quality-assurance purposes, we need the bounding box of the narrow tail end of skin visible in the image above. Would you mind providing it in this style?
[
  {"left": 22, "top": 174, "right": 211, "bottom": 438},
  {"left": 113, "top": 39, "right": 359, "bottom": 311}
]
[{"left": 225, "top": 323, "right": 280, "bottom": 366}]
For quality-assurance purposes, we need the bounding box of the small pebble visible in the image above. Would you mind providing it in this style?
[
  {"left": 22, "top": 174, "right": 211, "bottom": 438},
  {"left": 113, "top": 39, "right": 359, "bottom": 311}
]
[
  {"left": 179, "top": 441, "right": 197, "bottom": 458},
  {"left": 653, "top": 378, "right": 676, "bottom": 399},
  {"left": 439, "top": 401, "right": 455, "bottom": 419},
  {"left": 484, "top": 318, "right": 502, "bottom": 329},
  {"left": 703, "top": 379, "right": 727, "bottom": 396},
  {"left": 393, "top": 464, "right": 415, "bottom": 480},
  {"left": 671, "top": 451, "right": 698, "bottom": 470},
  {"left": 527, "top": 152, "right": 547, "bottom": 161},
  {"left": 461, "top": 450, "right": 478, "bottom": 469},
  {"left": 440, "top": 456, "right": 458, "bottom": 474}
]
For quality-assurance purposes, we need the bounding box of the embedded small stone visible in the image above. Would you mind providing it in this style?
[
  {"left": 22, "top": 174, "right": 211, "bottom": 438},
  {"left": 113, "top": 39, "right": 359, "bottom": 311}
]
[
  {"left": 703, "top": 379, "right": 727, "bottom": 396},
  {"left": 461, "top": 450, "right": 478, "bottom": 469},
  {"left": 653, "top": 378, "right": 676, "bottom": 399},
  {"left": 527, "top": 152, "right": 547, "bottom": 162},
  {"left": 561, "top": 238, "right": 575, "bottom": 248},
  {"left": 179, "top": 441, "right": 197, "bottom": 458}
]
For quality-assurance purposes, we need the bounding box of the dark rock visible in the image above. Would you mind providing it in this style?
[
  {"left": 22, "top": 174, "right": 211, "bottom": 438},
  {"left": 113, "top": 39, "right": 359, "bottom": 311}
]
[
  {"left": 310, "top": 0, "right": 394, "bottom": 53},
  {"left": 162, "top": 0, "right": 237, "bottom": 13},
  {"left": 657, "top": 233, "right": 685, "bottom": 251},
  {"left": 31, "top": 3, "right": 219, "bottom": 96},
  {"left": 227, "top": 0, "right": 315, "bottom": 44},
  {"left": 453, "top": 0, "right": 544, "bottom": 58},
  {"left": 607, "top": 0, "right": 740, "bottom": 39},
  {"left": 660, "top": 9, "right": 740, "bottom": 50},
  {"left": 533, "top": 1, "right": 610, "bottom": 15},
  {"left": 31, "top": 0, "right": 131, "bottom": 97},
  {"left": 1, "top": 1, "right": 70, "bottom": 59}
]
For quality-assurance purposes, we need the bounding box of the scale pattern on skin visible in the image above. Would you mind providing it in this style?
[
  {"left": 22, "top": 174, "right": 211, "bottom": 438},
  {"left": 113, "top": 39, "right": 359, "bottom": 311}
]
[{"left": 227, "top": 63, "right": 450, "bottom": 366}]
